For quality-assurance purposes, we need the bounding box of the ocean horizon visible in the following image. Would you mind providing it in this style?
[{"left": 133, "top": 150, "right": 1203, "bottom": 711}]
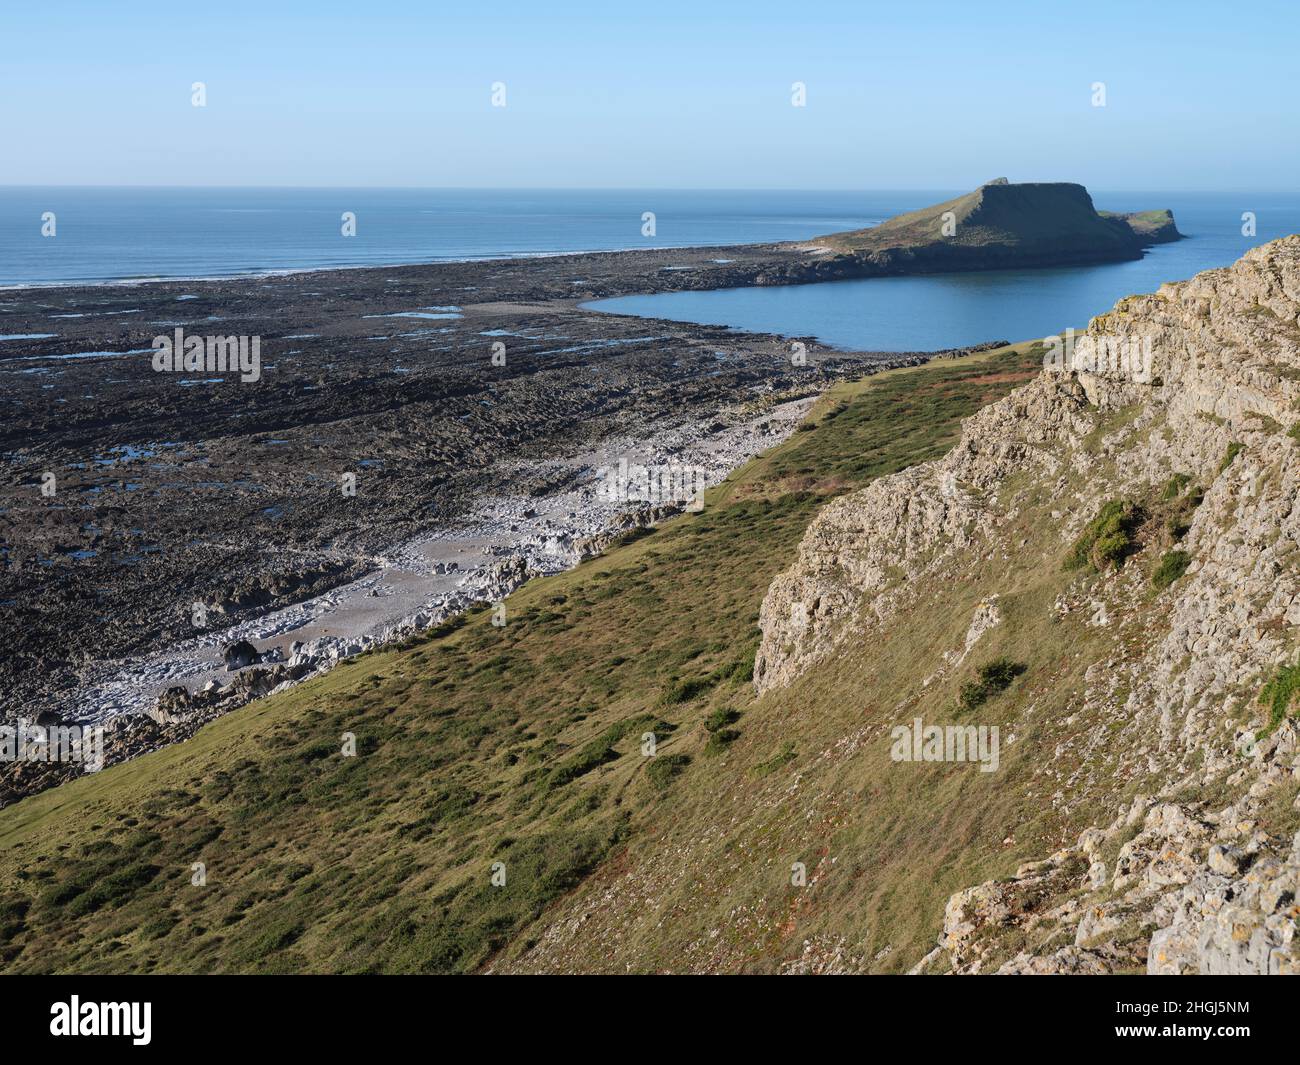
[
  {"left": 0, "top": 186, "right": 904, "bottom": 287},
  {"left": 6, "top": 185, "right": 1297, "bottom": 290}
]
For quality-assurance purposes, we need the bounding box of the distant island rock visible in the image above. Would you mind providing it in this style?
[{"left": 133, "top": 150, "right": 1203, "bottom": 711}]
[
  {"left": 822, "top": 178, "right": 1180, "bottom": 255},
  {"left": 735, "top": 179, "right": 1183, "bottom": 287}
]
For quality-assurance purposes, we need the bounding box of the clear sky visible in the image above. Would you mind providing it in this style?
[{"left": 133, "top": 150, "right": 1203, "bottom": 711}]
[{"left": 3, "top": 0, "right": 1295, "bottom": 190}]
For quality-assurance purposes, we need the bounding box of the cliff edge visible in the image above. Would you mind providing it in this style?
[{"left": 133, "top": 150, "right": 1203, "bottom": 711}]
[
  {"left": 755, "top": 235, "right": 1300, "bottom": 973},
  {"left": 823, "top": 178, "right": 1181, "bottom": 256}
]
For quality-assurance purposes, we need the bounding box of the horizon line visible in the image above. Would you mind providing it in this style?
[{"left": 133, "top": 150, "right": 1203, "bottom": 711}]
[{"left": 0, "top": 183, "right": 1292, "bottom": 196}]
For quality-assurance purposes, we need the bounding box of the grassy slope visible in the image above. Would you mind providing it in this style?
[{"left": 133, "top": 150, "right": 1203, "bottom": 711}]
[
  {"left": 0, "top": 341, "right": 1052, "bottom": 974},
  {"left": 502, "top": 347, "right": 1173, "bottom": 973},
  {"left": 1099, "top": 208, "right": 1180, "bottom": 242}
]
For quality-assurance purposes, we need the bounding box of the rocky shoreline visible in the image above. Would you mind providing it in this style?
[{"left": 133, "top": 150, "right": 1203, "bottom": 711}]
[
  {"left": 1, "top": 390, "right": 832, "bottom": 804},
  {"left": 2, "top": 234, "right": 1023, "bottom": 804},
  {"left": 0, "top": 182, "right": 1179, "bottom": 771}
]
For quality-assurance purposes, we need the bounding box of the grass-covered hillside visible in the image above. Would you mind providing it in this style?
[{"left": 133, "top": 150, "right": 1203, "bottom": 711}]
[{"left": 0, "top": 341, "right": 1049, "bottom": 974}]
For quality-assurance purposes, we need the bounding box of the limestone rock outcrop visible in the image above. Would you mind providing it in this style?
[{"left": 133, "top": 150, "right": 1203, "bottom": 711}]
[{"left": 758, "top": 235, "right": 1300, "bottom": 973}]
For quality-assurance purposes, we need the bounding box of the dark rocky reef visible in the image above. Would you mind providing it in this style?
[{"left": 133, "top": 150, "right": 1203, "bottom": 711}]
[{"left": 0, "top": 177, "right": 1179, "bottom": 749}]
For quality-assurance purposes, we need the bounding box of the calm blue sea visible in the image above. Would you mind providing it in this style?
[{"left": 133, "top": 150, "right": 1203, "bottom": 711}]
[
  {"left": 591, "top": 192, "right": 1300, "bottom": 351},
  {"left": 3, "top": 187, "right": 1297, "bottom": 352},
  {"left": 0, "top": 187, "right": 891, "bottom": 287}
]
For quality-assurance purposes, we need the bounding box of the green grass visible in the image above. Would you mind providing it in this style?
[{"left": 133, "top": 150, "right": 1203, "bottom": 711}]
[
  {"left": 751, "top": 741, "right": 797, "bottom": 777},
  {"left": 1259, "top": 664, "right": 1300, "bottom": 734},
  {"left": 1218, "top": 441, "right": 1243, "bottom": 474},
  {"left": 645, "top": 754, "right": 691, "bottom": 790},
  {"left": 0, "top": 339, "right": 1046, "bottom": 975},
  {"left": 1066, "top": 499, "right": 1144, "bottom": 571},
  {"left": 1161, "top": 473, "right": 1193, "bottom": 500},
  {"left": 1151, "top": 550, "right": 1192, "bottom": 591},
  {"left": 958, "top": 658, "right": 1027, "bottom": 711}
]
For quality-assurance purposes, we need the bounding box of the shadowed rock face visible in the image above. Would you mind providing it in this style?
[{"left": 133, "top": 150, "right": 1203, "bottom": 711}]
[
  {"left": 222, "top": 640, "right": 259, "bottom": 671},
  {"left": 756, "top": 234, "right": 1300, "bottom": 974}
]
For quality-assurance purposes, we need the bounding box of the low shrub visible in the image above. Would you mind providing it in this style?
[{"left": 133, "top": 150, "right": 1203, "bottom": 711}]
[
  {"left": 959, "top": 658, "right": 1026, "bottom": 711},
  {"left": 1066, "top": 499, "right": 1143, "bottom": 571},
  {"left": 659, "top": 675, "right": 716, "bottom": 706},
  {"left": 609, "top": 526, "right": 654, "bottom": 549},
  {"left": 704, "top": 729, "right": 740, "bottom": 756},
  {"left": 703, "top": 707, "right": 739, "bottom": 732},
  {"left": 1259, "top": 664, "right": 1300, "bottom": 733},
  {"left": 1161, "top": 472, "right": 1193, "bottom": 500},
  {"left": 1152, "top": 550, "right": 1191, "bottom": 590},
  {"left": 1218, "top": 441, "right": 1243, "bottom": 474},
  {"left": 645, "top": 754, "right": 690, "bottom": 790}
]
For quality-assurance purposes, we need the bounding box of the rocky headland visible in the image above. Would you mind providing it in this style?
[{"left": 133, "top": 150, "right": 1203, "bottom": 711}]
[{"left": 755, "top": 235, "right": 1300, "bottom": 974}]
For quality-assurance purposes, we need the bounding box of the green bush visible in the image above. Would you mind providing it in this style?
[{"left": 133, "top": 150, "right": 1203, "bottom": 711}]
[
  {"left": 65, "top": 863, "right": 162, "bottom": 918},
  {"left": 959, "top": 658, "right": 1026, "bottom": 711},
  {"left": 1259, "top": 664, "right": 1300, "bottom": 732},
  {"left": 0, "top": 894, "right": 30, "bottom": 946},
  {"left": 976, "top": 658, "right": 1023, "bottom": 688},
  {"left": 704, "top": 731, "right": 739, "bottom": 756},
  {"left": 1066, "top": 499, "right": 1143, "bottom": 571},
  {"left": 1159, "top": 475, "right": 1202, "bottom": 540},
  {"left": 703, "top": 707, "right": 739, "bottom": 732},
  {"left": 1218, "top": 441, "right": 1243, "bottom": 474},
  {"left": 544, "top": 715, "right": 673, "bottom": 790},
  {"left": 427, "top": 614, "right": 469, "bottom": 639},
  {"left": 659, "top": 675, "right": 716, "bottom": 706},
  {"left": 139, "top": 912, "right": 178, "bottom": 940},
  {"left": 645, "top": 754, "right": 690, "bottom": 790},
  {"left": 547, "top": 743, "right": 618, "bottom": 788},
  {"left": 1152, "top": 550, "right": 1191, "bottom": 590},
  {"left": 717, "top": 655, "right": 755, "bottom": 683}
]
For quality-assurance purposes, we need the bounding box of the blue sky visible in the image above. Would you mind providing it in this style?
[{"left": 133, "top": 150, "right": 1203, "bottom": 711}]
[{"left": 3, "top": 0, "right": 1295, "bottom": 190}]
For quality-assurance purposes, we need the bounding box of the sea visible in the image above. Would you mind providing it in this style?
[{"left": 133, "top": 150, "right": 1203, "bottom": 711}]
[
  {"left": 2, "top": 186, "right": 1297, "bottom": 351},
  {"left": 589, "top": 192, "right": 1300, "bottom": 351}
]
